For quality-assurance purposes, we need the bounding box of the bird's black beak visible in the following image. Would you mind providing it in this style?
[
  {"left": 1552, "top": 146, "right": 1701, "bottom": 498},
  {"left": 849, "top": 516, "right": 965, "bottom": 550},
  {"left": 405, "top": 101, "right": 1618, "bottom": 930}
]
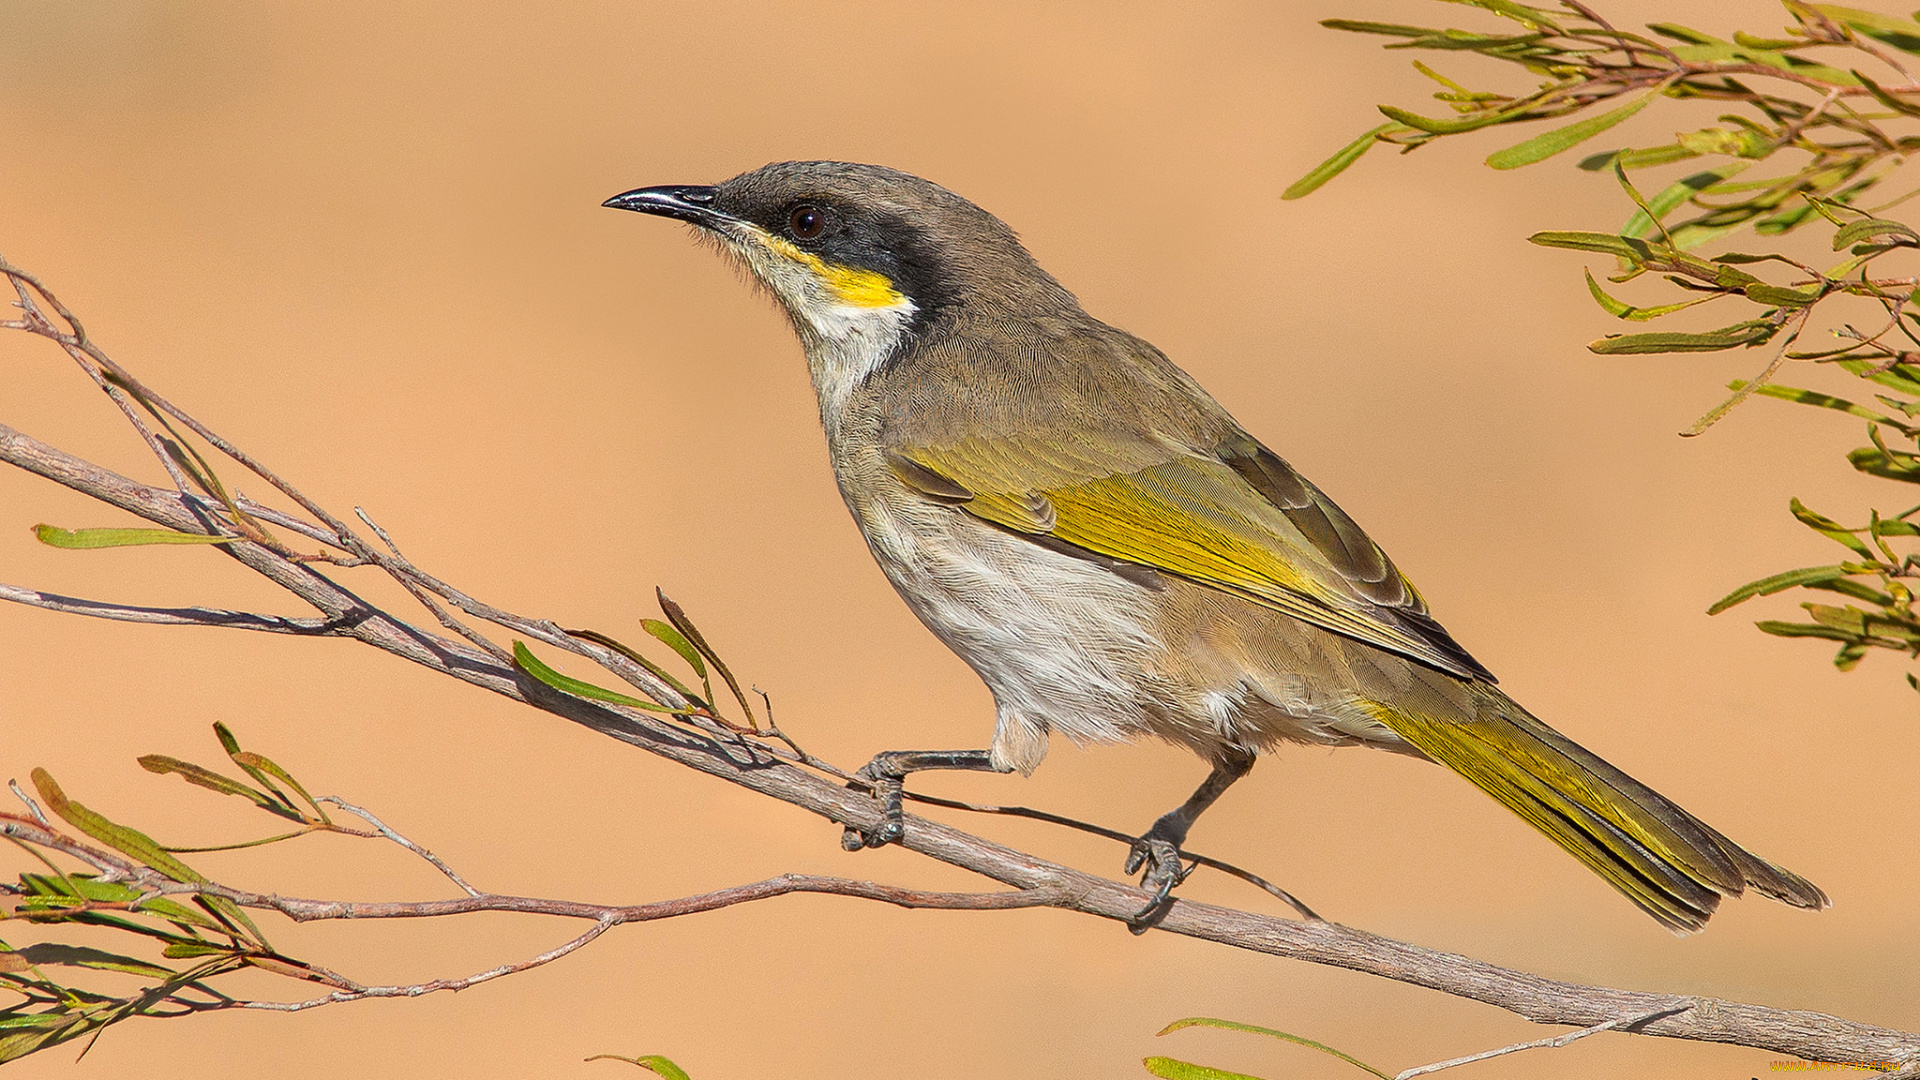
[{"left": 602, "top": 185, "right": 730, "bottom": 228}]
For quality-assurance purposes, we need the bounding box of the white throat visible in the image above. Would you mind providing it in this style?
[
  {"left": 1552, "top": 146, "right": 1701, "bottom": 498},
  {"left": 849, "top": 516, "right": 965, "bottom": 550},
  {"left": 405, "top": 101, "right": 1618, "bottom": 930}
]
[
  {"left": 795, "top": 305, "right": 915, "bottom": 440},
  {"left": 717, "top": 225, "right": 918, "bottom": 439}
]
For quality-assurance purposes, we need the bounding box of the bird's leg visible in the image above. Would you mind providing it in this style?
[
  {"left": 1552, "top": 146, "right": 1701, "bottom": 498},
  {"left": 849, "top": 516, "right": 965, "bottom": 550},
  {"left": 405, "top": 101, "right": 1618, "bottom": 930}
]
[
  {"left": 840, "top": 749, "right": 1010, "bottom": 851},
  {"left": 1124, "top": 748, "right": 1255, "bottom": 924}
]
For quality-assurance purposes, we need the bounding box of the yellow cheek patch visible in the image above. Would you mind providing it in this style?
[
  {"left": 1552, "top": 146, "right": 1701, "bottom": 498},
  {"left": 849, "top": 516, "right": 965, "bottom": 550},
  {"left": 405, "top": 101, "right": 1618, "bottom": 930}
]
[{"left": 765, "top": 235, "right": 907, "bottom": 309}]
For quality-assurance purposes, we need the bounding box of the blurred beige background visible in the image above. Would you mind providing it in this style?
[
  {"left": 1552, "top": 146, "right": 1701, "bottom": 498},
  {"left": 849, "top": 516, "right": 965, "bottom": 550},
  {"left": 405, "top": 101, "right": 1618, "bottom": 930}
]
[{"left": 1, "top": 1, "right": 1913, "bottom": 1076}]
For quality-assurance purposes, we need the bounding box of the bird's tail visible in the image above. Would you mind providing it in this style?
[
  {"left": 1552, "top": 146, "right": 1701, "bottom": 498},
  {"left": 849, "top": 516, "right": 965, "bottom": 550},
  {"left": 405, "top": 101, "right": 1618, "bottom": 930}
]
[{"left": 1368, "top": 694, "right": 1827, "bottom": 932}]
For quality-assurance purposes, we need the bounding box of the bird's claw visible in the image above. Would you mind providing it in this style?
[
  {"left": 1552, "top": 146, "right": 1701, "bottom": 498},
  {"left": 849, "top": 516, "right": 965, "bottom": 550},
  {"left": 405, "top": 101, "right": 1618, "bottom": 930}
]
[
  {"left": 841, "top": 764, "right": 907, "bottom": 851},
  {"left": 1125, "top": 835, "right": 1191, "bottom": 933}
]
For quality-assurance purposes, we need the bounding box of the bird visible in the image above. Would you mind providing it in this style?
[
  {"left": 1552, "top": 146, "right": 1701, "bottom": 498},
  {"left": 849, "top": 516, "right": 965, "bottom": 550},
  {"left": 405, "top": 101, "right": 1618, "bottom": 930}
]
[{"left": 603, "top": 160, "right": 1828, "bottom": 932}]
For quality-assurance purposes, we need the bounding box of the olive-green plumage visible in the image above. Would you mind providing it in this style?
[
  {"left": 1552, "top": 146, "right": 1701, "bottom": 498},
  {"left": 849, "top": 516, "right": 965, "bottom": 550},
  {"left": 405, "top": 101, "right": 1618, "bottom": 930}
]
[
  {"left": 880, "top": 321, "right": 1822, "bottom": 932},
  {"left": 606, "top": 160, "right": 1827, "bottom": 931}
]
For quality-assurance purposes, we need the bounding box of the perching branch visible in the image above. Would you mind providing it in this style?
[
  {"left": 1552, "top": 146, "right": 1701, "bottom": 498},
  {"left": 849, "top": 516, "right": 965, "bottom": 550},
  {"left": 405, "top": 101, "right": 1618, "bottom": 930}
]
[
  {"left": 2, "top": 249, "right": 1915, "bottom": 1071},
  {"left": 1, "top": 801, "right": 1062, "bottom": 1019}
]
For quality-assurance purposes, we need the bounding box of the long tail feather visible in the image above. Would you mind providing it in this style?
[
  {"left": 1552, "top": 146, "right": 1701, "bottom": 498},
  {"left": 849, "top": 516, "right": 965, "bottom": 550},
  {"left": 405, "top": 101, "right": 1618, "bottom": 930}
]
[{"left": 1368, "top": 694, "right": 1827, "bottom": 932}]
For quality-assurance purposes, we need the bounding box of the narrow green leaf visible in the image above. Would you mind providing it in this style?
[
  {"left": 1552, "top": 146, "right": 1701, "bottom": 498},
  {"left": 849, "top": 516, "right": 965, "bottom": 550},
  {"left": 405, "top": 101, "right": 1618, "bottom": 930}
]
[
  {"left": 1837, "top": 357, "right": 1920, "bottom": 396},
  {"left": 1743, "top": 282, "right": 1827, "bottom": 306},
  {"left": 1318, "top": 19, "right": 1437, "bottom": 38},
  {"left": 1647, "top": 22, "right": 1722, "bottom": 44},
  {"left": 1739, "top": 382, "right": 1904, "bottom": 427},
  {"left": 566, "top": 628, "right": 704, "bottom": 703},
  {"left": 1806, "top": 602, "right": 1870, "bottom": 634},
  {"left": 20, "top": 873, "right": 221, "bottom": 932},
  {"left": 1587, "top": 322, "right": 1775, "bottom": 353},
  {"left": 1754, "top": 620, "right": 1857, "bottom": 640},
  {"left": 30, "top": 769, "right": 206, "bottom": 885},
  {"left": 230, "top": 752, "right": 329, "bottom": 825},
  {"left": 1579, "top": 144, "right": 1700, "bottom": 171},
  {"left": 1156, "top": 1018, "right": 1393, "bottom": 1079},
  {"left": 583, "top": 1054, "right": 695, "bottom": 1080},
  {"left": 1528, "top": 230, "right": 1653, "bottom": 260},
  {"left": 657, "top": 589, "right": 753, "bottom": 723},
  {"left": 1458, "top": 0, "right": 1565, "bottom": 33},
  {"left": 1853, "top": 69, "right": 1920, "bottom": 118},
  {"left": 12, "top": 944, "right": 175, "bottom": 981},
  {"left": 1732, "top": 29, "right": 1807, "bottom": 49},
  {"left": 1612, "top": 157, "right": 1674, "bottom": 247},
  {"left": 1817, "top": 5, "right": 1920, "bottom": 53},
  {"left": 1142, "top": 1059, "right": 1266, "bottom": 1080},
  {"left": 137, "top": 756, "right": 299, "bottom": 821},
  {"left": 1283, "top": 123, "right": 1406, "bottom": 200},
  {"left": 1791, "top": 498, "right": 1874, "bottom": 556},
  {"left": 1708, "top": 565, "right": 1854, "bottom": 614},
  {"left": 1486, "top": 85, "right": 1665, "bottom": 170},
  {"left": 1583, "top": 270, "right": 1713, "bottom": 321},
  {"left": 26, "top": 769, "right": 271, "bottom": 945},
  {"left": 641, "top": 619, "right": 706, "bottom": 679},
  {"left": 200, "top": 895, "right": 268, "bottom": 950},
  {"left": 19, "top": 873, "right": 139, "bottom": 904},
  {"left": 0, "top": 1016, "right": 81, "bottom": 1063},
  {"left": 1849, "top": 444, "right": 1920, "bottom": 482},
  {"left": 1620, "top": 162, "right": 1753, "bottom": 242},
  {"left": 1410, "top": 59, "right": 1487, "bottom": 98},
  {"left": 1831, "top": 216, "right": 1920, "bottom": 249},
  {"left": 1385, "top": 29, "right": 1545, "bottom": 51},
  {"left": 203, "top": 727, "right": 301, "bottom": 817},
  {"left": 1675, "top": 127, "right": 1773, "bottom": 159},
  {"left": 1707, "top": 261, "right": 1764, "bottom": 288},
  {"left": 1808, "top": 577, "right": 1896, "bottom": 605},
  {"left": 511, "top": 641, "right": 679, "bottom": 712},
  {"left": 162, "top": 942, "right": 236, "bottom": 960},
  {"left": 32, "top": 525, "right": 231, "bottom": 549},
  {"left": 1663, "top": 41, "right": 1859, "bottom": 85},
  {"left": 1378, "top": 102, "right": 1528, "bottom": 135},
  {"left": 1835, "top": 641, "right": 1872, "bottom": 670}
]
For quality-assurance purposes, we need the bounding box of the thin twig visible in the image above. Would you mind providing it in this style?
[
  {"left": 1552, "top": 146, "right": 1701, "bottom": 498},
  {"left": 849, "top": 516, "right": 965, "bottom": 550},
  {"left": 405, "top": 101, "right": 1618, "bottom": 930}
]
[
  {"left": 1393, "top": 1005, "right": 1691, "bottom": 1078},
  {"left": 349, "top": 507, "right": 512, "bottom": 663},
  {"left": 7, "top": 781, "right": 49, "bottom": 829},
  {"left": 0, "top": 583, "right": 340, "bottom": 635},
  {"left": 317, "top": 797, "right": 481, "bottom": 898},
  {"left": 1681, "top": 309, "right": 1810, "bottom": 436},
  {"left": 241, "top": 916, "right": 618, "bottom": 1011},
  {"left": 904, "top": 790, "right": 1320, "bottom": 920}
]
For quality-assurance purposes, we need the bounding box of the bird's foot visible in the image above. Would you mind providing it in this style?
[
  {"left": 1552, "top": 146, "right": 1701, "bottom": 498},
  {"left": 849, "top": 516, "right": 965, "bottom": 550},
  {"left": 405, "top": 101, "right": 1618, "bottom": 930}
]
[
  {"left": 1124, "top": 817, "right": 1195, "bottom": 933},
  {"left": 841, "top": 759, "right": 907, "bottom": 851},
  {"left": 838, "top": 749, "right": 1001, "bottom": 852}
]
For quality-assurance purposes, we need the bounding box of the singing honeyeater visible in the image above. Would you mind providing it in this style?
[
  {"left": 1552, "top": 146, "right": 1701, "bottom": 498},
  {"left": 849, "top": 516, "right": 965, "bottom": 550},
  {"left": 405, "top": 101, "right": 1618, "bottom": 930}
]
[{"left": 604, "top": 161, "right": 1826, "bottom": 932}]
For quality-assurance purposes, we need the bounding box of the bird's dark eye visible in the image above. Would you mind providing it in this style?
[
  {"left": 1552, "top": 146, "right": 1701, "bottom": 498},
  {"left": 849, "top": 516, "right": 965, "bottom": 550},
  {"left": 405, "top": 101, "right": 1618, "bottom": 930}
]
[{"left": 788, "top": 205, "right": 826, "bottom": 240}]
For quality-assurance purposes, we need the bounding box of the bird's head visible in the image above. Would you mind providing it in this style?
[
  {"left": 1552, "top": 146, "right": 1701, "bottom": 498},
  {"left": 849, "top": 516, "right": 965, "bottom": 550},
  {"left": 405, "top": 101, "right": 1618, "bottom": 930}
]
[{"left": 604, "top": 161, "right": 1076, "bottom": 347}]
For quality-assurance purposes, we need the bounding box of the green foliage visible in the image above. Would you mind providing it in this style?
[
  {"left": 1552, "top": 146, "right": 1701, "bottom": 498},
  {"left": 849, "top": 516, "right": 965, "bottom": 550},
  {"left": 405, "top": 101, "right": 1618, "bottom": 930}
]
[
  {"left": 1295, "top": 0, "right": 1920, "bottom": 685},
  {"left": 520, "top": 591, "right": 768, "bottom": 734},
  {"left": 1, "top": 726, "right": 340, "bottom": 1062},
  {"left": 31, "top": 525, "right": 232, "bottom": 549},
  {"left": 585, "top": 1053, "right": 695, "bottom": 1079},
  {"left": 1712, "top": 497, "right": 1920, "bottom": 673},
  {"left": 1143, "top": 1017, "right": 1391, "bottom": 1080}
]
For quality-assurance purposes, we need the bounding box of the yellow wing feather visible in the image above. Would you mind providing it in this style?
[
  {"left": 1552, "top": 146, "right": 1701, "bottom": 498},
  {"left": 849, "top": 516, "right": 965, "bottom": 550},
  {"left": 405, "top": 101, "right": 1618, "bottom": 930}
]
[{"left": 897, "top": 437, "right": 1492, "bottom": 681}]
